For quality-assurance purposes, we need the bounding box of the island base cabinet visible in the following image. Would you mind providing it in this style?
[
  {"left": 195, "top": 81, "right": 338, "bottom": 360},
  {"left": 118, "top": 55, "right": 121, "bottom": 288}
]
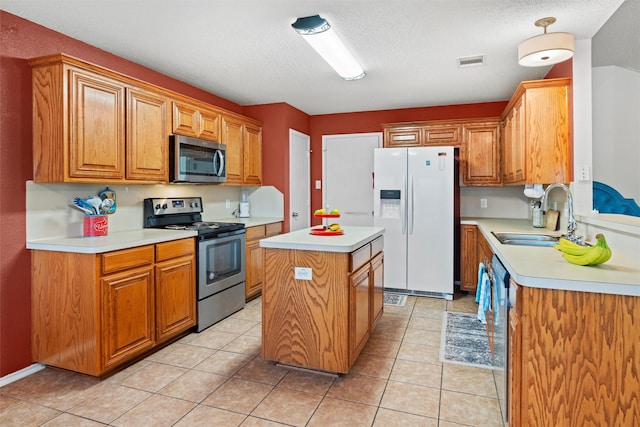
[
  {"left": 510, "top": 283, "right": 640, "bottom": 426},
  {"left": 262, "top": 238, "right": 383, "bottom": 374}
]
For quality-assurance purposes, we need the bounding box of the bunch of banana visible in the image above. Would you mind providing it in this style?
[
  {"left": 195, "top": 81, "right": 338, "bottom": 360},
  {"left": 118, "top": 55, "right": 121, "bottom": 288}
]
[
  {"left": 554, "top": 233, "right": 612, "bottom": 266},
  {"left": 327, "top": 223, "right": 342, "bottom": 232}
]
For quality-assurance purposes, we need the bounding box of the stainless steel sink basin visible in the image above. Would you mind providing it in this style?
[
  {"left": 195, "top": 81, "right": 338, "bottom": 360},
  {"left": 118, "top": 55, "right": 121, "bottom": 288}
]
[{"left": 492, "top": 232, "right": 560, "bottom": 247}]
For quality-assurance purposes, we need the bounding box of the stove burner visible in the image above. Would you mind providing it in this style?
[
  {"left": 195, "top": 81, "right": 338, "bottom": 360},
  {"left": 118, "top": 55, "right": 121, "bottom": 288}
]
[{"left": 165, "top": 224, "right": 189, "bottom": 230}]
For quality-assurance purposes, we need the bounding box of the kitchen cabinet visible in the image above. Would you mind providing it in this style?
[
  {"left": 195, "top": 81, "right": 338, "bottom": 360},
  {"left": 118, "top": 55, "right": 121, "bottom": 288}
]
[
  {"left": 508, "top": 280, "right": 639, "bottom": 426},
  {"left": 459, "top": 225, "right": 478, "bottom": 292},
  {"left": 32, "top": 238, "right": 196, "bottom": 376},
  {"left": 30, "top": 54, "right": 168, "bottom": 183},
  {"left": 501, "top": 78, "right": 571, "bottom": 184},
  {"left": 382, "top": 121, "right": 462, "bottom": 147},
  {"left": 461, "top": 121, "right": 501, "bottom": 186},
  {"left": 221, "top": 114, "right": 263, "bottom": 186},
  {"left": 262, "top": 234, "right": 384, "bottom": 373},
  {"left": 245, "top": 221, "right": 282, "bottom": 300},
  {"left": 171, "top": 100, "right": 221, "bottom": 142}
]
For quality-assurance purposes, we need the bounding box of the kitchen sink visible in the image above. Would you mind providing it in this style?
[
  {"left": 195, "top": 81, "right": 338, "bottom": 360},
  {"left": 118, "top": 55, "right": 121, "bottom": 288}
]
[{"left": 492, "top": 232, "right": 560, "bottom": 247}]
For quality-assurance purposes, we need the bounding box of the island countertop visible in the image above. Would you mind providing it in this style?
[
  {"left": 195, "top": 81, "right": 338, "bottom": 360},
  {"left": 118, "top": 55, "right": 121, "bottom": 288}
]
[
  {"left": 259, "top": 226, "right": 385, "bottom": 253},
  {"left": 462, "top": 218, "right": 640, "bottom": 296}
]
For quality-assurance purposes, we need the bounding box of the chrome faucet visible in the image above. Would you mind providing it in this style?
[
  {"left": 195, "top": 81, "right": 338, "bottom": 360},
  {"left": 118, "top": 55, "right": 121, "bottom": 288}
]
[{"left": 541, "top": 183, "right": 582, "bottom": 244}]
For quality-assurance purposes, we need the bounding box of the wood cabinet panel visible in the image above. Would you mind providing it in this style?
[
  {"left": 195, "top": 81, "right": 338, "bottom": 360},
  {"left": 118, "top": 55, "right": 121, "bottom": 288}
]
[
  {"left": 171, "top": 101, "right": 200, "bottom": 137},
  {"left": 243, "top": 123, "right": 262, "bottom": 185},
  {"left": 350, "top": 264, "right": 371, "bottom": 364},
  {"left": 462, "top": 121, "right": 501, "bottom": 185},
  {"left": 384, "top": 128, "right": 421, "bottom": 147},
  {"left": 101, "top": 245, "right": 154, "bottom": 275},
  {"left": 459, "top": 225, "right": 478, "bottom": 292},
  {"left": 155, "top": 256, "right": 196, "bottom": 343},
  {"left": 513, "top": 284, "right": 640, "bottom": 426},
  {"left": 262, "top": 248, "right": 350, "bottom": 373},
  {"left": 126, "top": 88, "right": 168, "bottom": 181},
  {"left": 101, "top": 267, "right": 155, "bottom": 370},
  {"left": 245, "top": 222, "right": 282, "bottom": 300},
  {"left": 221, "top": 115, "right": 244, "bottom": 185},
  {"left": 423, "top": 124, "right": 462, "bottom": 145},
  {"left": 371, "top": 252, "right": 384, "bottom": 328},
  {"left": 69, "top": 68, "right": 126, "bottom": 180},
  {"left": 155, "top": 238, "right": 194, "bottom": 262},
  {"left": 198, "top": 108, "right": 220, "bottom": 141}
]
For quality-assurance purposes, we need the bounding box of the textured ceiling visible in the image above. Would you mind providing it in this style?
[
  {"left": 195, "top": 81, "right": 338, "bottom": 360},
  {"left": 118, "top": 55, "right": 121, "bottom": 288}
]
[{"left": 1, "top": 0, "right": 629, "bottom": 115}]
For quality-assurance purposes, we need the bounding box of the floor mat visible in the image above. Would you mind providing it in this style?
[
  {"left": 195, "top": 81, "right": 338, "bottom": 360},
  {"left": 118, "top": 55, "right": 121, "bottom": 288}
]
[
  {"left": 383, "top": 293, "right": 407, "bottom": 307},
  {"left": 440, "top": 312, "right": 494, "bottom": 369}
]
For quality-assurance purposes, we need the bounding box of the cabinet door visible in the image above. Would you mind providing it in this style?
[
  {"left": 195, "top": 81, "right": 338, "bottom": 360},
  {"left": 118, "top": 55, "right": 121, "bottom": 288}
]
[
  {"left": 221, "top": 115, "right": 244, "bottom": 185},
  {"left": 350, "top": 264, "right": 371, "bottom": 364},
  {"left": 423, "top": 124, "right": 462, "bottom": 146},
  {"left": 172, "top": 101, "right": 200, "bottom": 137},
  {"left": 462, "top": 122, "right": 501, "bottom": 185},
  {"left": 508, "top": 283, "right": 521, "bottom": 427},
  {"left": 371, "top": 253, "right": 384, "bottom": 328},
  {"left": 384, "top": 128, "right": 421, "bottom": 147},
  {"left": 155, "top": 256, "right": 196, "bottom": 343},
  {"left": 501, "top": 114, "right": 513, "bottom": 182},
  {"left": 243, "top": 123, "right": 262, "bottom": 185},
  {"left": 126, "top": 87, "right": 168, "bottom": 182},
  {"left": 511, "top": 98, "right": 525, "bottom": 183},
  {"left": 69, "top": 68, "right": 125, "bottom": 179},
  {"left": 101, "top": 267, "right": 155, "bottom": 370},
  {"left": 245, "top": 240, "right": 264, "bottom": 300},
  {"left": 460, "top": 225, "right": 478, "bottom": 291},
  {"left": 199, "top": 107, "right": 221, "bottom": 142}
]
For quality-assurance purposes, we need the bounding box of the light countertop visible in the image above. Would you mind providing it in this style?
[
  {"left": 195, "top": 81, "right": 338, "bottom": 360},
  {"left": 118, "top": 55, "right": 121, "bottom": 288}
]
[
  {"left": 213, "top": 217, "right": 283, "bottom": 227},
  {"left": 259, "top": 226, "right": 385, "bottom": 253},
  {"left": 463, "top": 218, "right": 640, "bottom": 296},
  {"left": 26, "top": 229, "right": 198, "bottom": 254}
]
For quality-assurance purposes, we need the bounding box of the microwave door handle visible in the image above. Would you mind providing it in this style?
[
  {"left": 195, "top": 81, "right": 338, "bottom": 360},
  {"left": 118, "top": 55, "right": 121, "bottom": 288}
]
[{"left": 215, "top": 150, "right": 225, "bottom": 176}]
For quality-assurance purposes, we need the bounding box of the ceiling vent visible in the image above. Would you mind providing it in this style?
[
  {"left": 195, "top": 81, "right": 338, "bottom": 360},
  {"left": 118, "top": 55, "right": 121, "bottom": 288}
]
[{"left": 457, "top": 55, "right": 486, "bottom": 68}]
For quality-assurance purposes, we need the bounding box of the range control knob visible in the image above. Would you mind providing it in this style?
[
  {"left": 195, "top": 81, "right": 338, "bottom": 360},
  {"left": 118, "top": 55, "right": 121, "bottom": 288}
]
[
  {"left": 190, "top": 201, "right": 199, "bottom": 208},
  {"left": 155, "top": 204, "right": 162, "bottom": 210},
  {"left": 162, "top": 204, "right": 168, "bottom": 209}
]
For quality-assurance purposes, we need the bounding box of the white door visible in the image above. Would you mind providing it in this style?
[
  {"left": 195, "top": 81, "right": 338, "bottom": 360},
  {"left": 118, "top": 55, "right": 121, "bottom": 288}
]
[
  {"left": 322, "top": 133, "right": 381, "bottom": 226},
  {"left": 289, "top": 129, "right": 310, "bottom": 231}
]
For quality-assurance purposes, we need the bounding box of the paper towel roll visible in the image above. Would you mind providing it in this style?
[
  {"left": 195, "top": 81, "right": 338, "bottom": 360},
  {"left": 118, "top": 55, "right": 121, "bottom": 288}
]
[{"left": 524, "top": 184, "right": 544, "bottom": 198}]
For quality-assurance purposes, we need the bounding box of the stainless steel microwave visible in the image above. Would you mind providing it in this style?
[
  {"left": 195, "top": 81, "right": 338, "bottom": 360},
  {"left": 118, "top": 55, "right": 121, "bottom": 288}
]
[{"left": 169, "top": 135, "right": 226, "bottom": 183}]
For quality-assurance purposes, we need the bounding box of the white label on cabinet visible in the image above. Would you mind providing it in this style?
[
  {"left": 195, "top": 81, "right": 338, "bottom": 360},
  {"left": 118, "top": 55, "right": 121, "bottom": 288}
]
[{"left": 294, "top": 267, "right": 312, "bottom": 280}]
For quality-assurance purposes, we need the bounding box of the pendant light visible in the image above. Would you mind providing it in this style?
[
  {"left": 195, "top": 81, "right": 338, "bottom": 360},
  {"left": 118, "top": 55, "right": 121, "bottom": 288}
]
[
  {"left": 292, "top": 15, "right": 366, "bottom": 80},
  {"left": 518, "top": 17, "right": 574, "bottom": 67}
]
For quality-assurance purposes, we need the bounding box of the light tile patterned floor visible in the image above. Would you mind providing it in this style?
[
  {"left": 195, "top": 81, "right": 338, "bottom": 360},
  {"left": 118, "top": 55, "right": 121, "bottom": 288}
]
[{"left": 0, "top": 293, "right": 506, "bottom": 426}]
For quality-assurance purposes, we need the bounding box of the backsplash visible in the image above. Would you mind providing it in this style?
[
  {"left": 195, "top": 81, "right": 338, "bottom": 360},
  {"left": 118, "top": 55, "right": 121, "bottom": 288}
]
[{"left": 26, "top": 181, "right": 283, "bottom": 240}]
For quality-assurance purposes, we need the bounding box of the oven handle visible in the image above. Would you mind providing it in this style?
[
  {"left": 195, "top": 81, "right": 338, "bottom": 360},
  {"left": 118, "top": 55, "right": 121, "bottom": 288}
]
[{"left": 213, "top": 150, "right": 225, "bottom": 177}]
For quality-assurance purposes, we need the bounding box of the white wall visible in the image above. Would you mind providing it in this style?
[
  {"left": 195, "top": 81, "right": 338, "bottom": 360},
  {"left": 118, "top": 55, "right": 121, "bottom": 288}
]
[
  {"left": 592, "top": 65, "right": 640, "bottom": 201},
  {"left": 26, "top": 182, "right": 283, "bottom": 240}
]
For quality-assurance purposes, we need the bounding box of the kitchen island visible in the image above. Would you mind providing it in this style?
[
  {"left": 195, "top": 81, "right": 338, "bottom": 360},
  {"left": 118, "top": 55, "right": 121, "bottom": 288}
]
[
  {"left": 465, "top": 218, "right": 639, "bottom": 427},
  {"left": 259, "top": 226, "right": 384, "bottom": 374}
]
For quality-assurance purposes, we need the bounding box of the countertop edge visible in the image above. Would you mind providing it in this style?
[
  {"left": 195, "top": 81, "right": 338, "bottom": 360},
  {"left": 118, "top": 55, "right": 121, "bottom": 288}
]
[{"left": 259, "top": 227, "right": 385, "bottom": 253}]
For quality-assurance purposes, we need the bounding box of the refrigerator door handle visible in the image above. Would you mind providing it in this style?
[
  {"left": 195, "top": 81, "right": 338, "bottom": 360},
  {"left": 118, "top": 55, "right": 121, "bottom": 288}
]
[
  {"left": 402, "top": 174, "right": 407, "bottom": 235},
  {"left": 408, "top": 176, "right": 414, "bottom": 235}
]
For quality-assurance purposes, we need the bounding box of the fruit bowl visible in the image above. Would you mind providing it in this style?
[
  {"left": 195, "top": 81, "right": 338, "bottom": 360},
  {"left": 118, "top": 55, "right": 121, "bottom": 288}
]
[
  {"left": 310, "top": 226, "right": 344, "bottom": 236},
  {"left": 314, "top": 214, "right": 340, "bottom": 218}
]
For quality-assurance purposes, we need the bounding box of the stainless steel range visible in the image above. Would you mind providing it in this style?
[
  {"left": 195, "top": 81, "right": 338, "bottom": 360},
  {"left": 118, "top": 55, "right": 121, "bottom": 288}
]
[{"left": 144, "top": 197, "right": 246, "bottom": 332}]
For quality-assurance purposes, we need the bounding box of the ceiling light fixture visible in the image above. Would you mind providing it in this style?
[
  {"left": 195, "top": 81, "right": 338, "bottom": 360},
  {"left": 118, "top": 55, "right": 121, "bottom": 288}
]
[
  {"left": 518, "top": 17, "right": 574, "bottom": 67},
  {"left": 292, "top": 15, "right": 365, "bottom": 80}
]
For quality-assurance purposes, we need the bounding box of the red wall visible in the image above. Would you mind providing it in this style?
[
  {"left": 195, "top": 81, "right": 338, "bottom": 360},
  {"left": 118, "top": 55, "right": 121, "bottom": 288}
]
[{"left": 0, "top": 11, "right": 246, "bottom": 376}]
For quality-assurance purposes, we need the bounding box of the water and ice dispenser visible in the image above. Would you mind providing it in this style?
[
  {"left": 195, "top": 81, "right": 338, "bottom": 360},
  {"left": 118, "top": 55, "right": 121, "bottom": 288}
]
[{"left": 379, "top": 189, "right": 401, "bottom": 219}]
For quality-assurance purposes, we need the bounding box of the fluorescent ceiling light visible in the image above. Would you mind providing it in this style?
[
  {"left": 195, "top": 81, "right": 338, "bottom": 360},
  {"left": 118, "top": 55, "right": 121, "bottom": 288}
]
[
  {"left": 518, "top": 17, "right": 574, "bottom": 67},
  {"left": 292, "top": 15, "right": 365, "bottom": 80}
]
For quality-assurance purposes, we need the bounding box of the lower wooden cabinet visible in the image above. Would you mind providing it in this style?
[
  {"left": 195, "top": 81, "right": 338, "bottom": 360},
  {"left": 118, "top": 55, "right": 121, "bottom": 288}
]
[
  {"left": 459, "top": 224, "right": 494, "bottom": 292},
  {"left": 262, "top": 235, "right": 384, "bottom": 374},
  {"left": 245, "top": 222, "right": 282, "bottom": 300},
  {"left": 32, "top": 238, "right": 196, "bottom": 376}
]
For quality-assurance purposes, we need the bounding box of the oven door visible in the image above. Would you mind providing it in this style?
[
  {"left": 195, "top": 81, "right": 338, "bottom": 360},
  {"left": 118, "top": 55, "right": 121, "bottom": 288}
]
[
  {"left": 170, "top": 135, "right": 226, "bottom": 183},
  {"left": 198, "top": 231, "right": 245, "bottom": 299}
]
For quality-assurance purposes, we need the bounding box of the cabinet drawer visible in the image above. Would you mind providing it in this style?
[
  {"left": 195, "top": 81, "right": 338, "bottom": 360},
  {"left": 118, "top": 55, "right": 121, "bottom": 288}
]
[
  {"left": 265, "top": 222, "right": 282, "bottom": 237},
  {"left": 156, "top": 238, "right": 194, "bottom": 262},
  {"left": 370, "top": 236, "right": 383, "bottom": 256},
  {"left": 246, "top": 225, "right": 266, "bottom": 241},
  {"left": 350, "top": 243, "right": 371, "bottom": 273},
  {"left": 101, "top": 245, "right": 154, "bottom": 275}
]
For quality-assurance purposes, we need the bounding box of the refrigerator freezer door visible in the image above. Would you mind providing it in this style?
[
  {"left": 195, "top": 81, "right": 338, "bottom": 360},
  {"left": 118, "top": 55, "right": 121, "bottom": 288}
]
[
  {"left": 373, "top": 148, "right": 407, "bottom": 290},
  {"left": 407, "top": 147, "right": 454, "bottom": 294}
]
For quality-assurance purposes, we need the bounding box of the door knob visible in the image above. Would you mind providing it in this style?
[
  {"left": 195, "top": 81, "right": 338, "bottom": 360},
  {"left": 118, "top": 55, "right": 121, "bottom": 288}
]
[{"left": 292, "top": 212, "right": 299, "bottom": 217}]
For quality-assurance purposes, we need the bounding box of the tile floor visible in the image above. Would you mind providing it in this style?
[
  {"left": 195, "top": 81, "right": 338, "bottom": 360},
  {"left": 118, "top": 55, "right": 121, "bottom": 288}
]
[{"left": 0, "top": 293, "right": 505, "bottom": 427}]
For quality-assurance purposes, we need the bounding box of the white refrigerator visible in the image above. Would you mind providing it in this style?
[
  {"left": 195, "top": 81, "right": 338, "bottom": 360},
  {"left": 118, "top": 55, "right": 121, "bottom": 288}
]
[{"left": 373, "top": 146, "right": 454, "bottom": 299}]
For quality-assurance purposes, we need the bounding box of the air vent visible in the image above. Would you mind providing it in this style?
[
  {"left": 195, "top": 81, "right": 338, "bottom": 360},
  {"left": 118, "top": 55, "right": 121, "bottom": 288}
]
[{"left": 457, "top": 55, "right": 486, "bottom": 68}]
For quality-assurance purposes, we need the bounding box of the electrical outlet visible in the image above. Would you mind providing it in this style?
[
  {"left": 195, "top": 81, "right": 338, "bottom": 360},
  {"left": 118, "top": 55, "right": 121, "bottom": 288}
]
[
  {"left": 480, "top": 198, "right": 488, "bottom": 208},
  {"left": 576, "top": 165, "right": 590, "bottom": 181},
  {"left": 294, "top": 267, "right": 312, "bottom": 280},
  {"left": 225, "top": 199, "right": 230, "bottom": 208}
]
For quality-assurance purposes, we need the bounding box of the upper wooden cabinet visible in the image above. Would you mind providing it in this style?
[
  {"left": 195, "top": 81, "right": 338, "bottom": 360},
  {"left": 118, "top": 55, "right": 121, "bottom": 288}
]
[
  {"left": 383, "top": 122, "right": 462, "bottom": 147},
  {"left": 30, "top": 55, "right": 168, "bottom": 183},
  {"left": 461, "top": 120, "right": 501, "bottom": 186},
  {"left": 501, "top": 78, "right": 571, "bottom": 184},
  {"left": 171, "top": 101, "right": 220, "bottom": 142},
  {"left": 221, "top": 114, "right": 263, "bottom": 186},
  {"left": 30, "top": 53, "right": 262, "bottom": 185}
]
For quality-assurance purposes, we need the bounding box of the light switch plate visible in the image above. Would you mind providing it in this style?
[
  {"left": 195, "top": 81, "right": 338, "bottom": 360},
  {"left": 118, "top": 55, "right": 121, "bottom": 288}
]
[
  {"left": 315, "top": 180, "right": 322, "bottom": 190},
  {"left": 294, "top": 267, "right": 312, "bottom": 280}
]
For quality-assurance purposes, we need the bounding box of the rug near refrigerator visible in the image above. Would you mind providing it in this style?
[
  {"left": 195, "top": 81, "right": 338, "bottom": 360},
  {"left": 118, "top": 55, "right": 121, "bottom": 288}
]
[{"left": 383, "top": 293, "right": 407, "bottom": 307}]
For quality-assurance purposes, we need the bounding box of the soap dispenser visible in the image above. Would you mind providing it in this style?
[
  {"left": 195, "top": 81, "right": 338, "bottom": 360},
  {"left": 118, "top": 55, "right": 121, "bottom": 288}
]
[{"left": 239, "top": 190, "right": 250, "bottom": 218}]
